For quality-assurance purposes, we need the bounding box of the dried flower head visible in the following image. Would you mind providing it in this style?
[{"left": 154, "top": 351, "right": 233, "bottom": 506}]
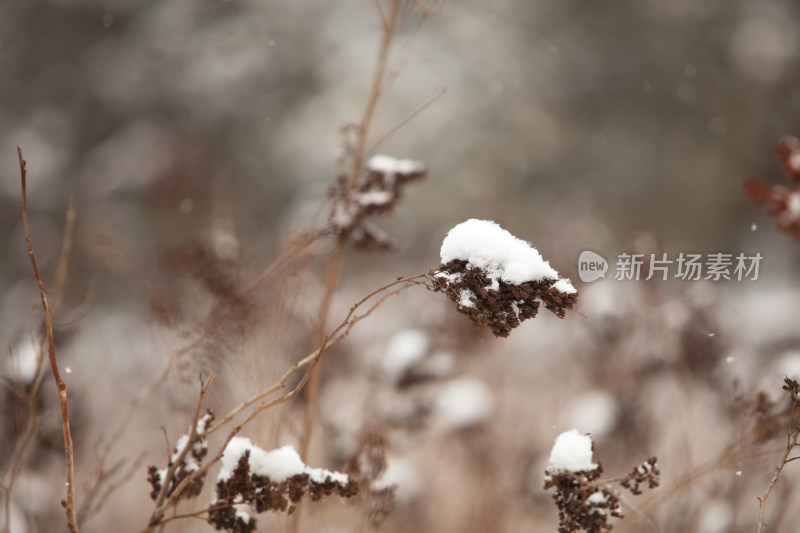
[
  {"left": 431, "top": 219, "right": 578, "bottom": 337},
  {"left": 746, "top": 136, "right": 800, "bottom": 239},
  {"left": 330, "top": 154, "right": 426, "bottom": 250},
  {"left": 544, "top": 430, "right": 659, "bottom": 533},
  {"left": 148, "top": 409, "right": 215, "bottom": 502},
  {"left": 208, "top": 438, "right": 358, "bottom": 533},
  {"left": 783, "top": 377, "right": 800, "bottom": 402}
]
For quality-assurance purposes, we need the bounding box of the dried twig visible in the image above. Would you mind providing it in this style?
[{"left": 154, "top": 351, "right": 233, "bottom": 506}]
[
  {"left": 78, "top": 335, "right": 203, "bottom": 527},
  {"left": 145, "top": 374, "right": 215, "bottom": 529},
  {"left": 757, "top": 378, "right": 800, "bottom": 533},
  {"left": 18, "top": 146, "right": 79, "bottom": 532},
  {"left": 141, "top": 275, "right": 426, "bottom": 532},
  {"left": 298, "top": 0, "right": 408, "bottom": 474},
  {"left": 2, "top": 195, "right": 76, "bottom": 533}
]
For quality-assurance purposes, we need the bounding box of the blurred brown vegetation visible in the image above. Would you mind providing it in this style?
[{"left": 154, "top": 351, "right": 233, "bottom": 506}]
[{"left": 3, "top": 1, "right": 800, "bottom": 532}]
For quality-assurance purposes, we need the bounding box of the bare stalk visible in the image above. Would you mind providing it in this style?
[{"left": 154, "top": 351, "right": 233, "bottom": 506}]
[
  {"left": 18, "top": 146, "right": 79, "bottom": 533},
  {"left": 2, "top": 196, "right": 76, "bottom": 533},
  {"left": 146, "top": 374, "right": 216, "bottom": 529},
  {"left": 757, "top": 397, "right": 800, "bottom": 533},
  {"left": 298, "top": 0, "right": 404, "bottom": 470},
  {"left": 141, "top": 275, "right": 426, "bottom": 532}
]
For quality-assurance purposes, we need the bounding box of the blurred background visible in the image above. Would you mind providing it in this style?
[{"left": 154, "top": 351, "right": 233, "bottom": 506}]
[{"left": 2, "top": 1, "right": 800, "bottom": 532}]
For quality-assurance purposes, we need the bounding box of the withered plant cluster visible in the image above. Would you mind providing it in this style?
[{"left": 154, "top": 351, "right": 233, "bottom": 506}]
[
  {"left": 745, "top": 136, "right": 800, "bottom": 238},
  {"left": 349, "top": 434, "right": 396, "bottom": 529},
  {"left": 14, "top": 2, "right": 800, "bottom": 532},
  {"left": 329, "top": 155, "right": 427, "bottom": 251},
  {"left": 207, "top": 451, "right": 358, "bottom": 533},
  {"left": 147, "top": 410, "right": 215, "bottom": 502},
  {"left": 756, "top": 377, "right": 800, "bottom": 533},
  {"left": 544, "top": 456, "right": 660, "bottom": 533},
  {"left": 431, "top": 259, "right": 579, "bottom": 337}
]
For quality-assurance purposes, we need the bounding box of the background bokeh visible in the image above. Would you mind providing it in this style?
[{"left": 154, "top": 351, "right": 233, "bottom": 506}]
[{"left": 3, "top": 1, "right": 800, "bottom": 532}]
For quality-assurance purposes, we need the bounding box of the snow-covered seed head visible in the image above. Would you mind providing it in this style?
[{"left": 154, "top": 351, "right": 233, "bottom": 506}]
[{"left": 431, "top": 219, "right": 578, "bottom": 337}]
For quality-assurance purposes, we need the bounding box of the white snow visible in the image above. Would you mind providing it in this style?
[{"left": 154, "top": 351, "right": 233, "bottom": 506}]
[
  {"left": 789, "top": 152, "right": 800, "bottom": 173},
  {"left": 697, "top": 499, "right": 733, "bottom": 533},
  {"left": 567, "top": 390, "right": 619, "bottom": 438},
  {"left": 367, "top": 154, "right": 425, "bottom": 176},
  {"left": 547, "top": 429, "right": 598, "bottom": 473},
  {"left": 371, "top": 455, "right": 422, "bottom": 503},
  {"left": 6, "top": 337, "right": 41, "bottom": 384},
  {"left": 458, "top": 289, "right": 476, "bottom": 308},
  {"left": 171, "top": 435, "right": 200, "bottom": 472},
  {"left": 439, "top": 219, "right": 562, "bottom": 285},
  {"left": 434, "top": 271, "right": 463, "bottom": 283},
  {"left": 218, "top": 438, "right": 349, "bottom": 485},
  {"left": 434, "top": 377, "right": 494, "bottom": 430},
  {"left": 788, "top": 192, "right": 800, "bottom": 216},
  {"left": 357, "top": 190, "right": 393, "bottom": 206},
  {"left": 587, "top": 491, "right": 608, "bottom": 504},
  {"left": 381, "top": 329, "right": 429, "bottom": 382},
  {"left": 554, "top": 278, "right": 577, "bottom": 294},
  {"left": 197, "top": 411, "right": 214, "bottom": 434},
  {"left": 234, "top": 504, "right": 252, "bottom": 524}
]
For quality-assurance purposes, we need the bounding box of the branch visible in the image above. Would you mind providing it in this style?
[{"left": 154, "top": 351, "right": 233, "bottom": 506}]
[
  {"left": 142, "top": 275, "right": 427, "bottom": 532},
  {"left": 2, "top": 196, "right": 76, "bottom": 533},
  {"left": 18, "top": 146, "right": 79, "bottom": 533},
  {"left": 757, "top": 398, "right": 800, "bottom": 533},
  {"left": 146, "top": 374, "right": 216, "bottom": 529}
]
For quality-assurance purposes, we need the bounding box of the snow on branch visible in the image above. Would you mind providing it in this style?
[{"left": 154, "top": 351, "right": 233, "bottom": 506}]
[
  {"left": 544, "top": 430, "right": 659, "bottom": 533},
  {"left": 431, "top": 219, "right": 578, "bottom": 337},
  {"left": 329, "top": 154, "right": 426, "bottom": 251},
  {"left": 208, "top": 438, "right": 358, "bottom": 533}
]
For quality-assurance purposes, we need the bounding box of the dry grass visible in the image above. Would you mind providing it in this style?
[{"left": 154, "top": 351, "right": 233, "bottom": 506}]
[{"left": 3, "top": 3, "right": 800, "bottom": 533}]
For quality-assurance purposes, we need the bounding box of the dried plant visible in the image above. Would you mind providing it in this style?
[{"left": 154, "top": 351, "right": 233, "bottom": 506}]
[
  {"left": 756, "top": 377, "right": 800, "bottom": 533},
  {"left": 543, "top": 431, "right": 660, "bottom": 533},
  {"left": 147, "top": 410, "right": 215, "bottom": 502},
  {"left": 15, "top": 148, "right": 79, "bottom": 533},
  {"left": 329, "top": 155, "right": 427, "bottom": 251},
  {"left": 16, "top": 7, "right": 800, "bottom": 533},
  {"left": 208, "top": 439, "right": 358, "bottom": 533},
  {"left": 745, "top": 136, "right": 800, "bottom": 239},
  {"left": 430, "top": 219, "right": 578, "bottom": 337}
]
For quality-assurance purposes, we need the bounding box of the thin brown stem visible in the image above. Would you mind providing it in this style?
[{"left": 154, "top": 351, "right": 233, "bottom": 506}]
[
  {"left": 205, "top": 274, "right": 427, "bottom": 440},
  {"left": 2, "top": 197, "right": 76, "bottom": 533},
  {"left": 142, "top": 275, "right": 425, "bottom": 532},
  {"left": 298, "top": 0, "right": 403, "bottom": 477},
  {"left": 18, "top": 146, "right": 79, "bottom": 533},
  {"left": 368, "top": 86, "right": 445, "bottom": 156},
  {"left": 147, "top": 374, "right": 215, "bottom": 528},
  {"left": 299, "top": 239, "right": 346, "bottom": 460},
  {"left": 291, "top": 9, "right": 404, "bottom": 532},
  {"left": 346, "top": 0, "right": 401, "bottom": 192},
  {"left": 757, "top": 400, "right": 799, "bottom": 533},
  {"left": 243, "top": 230, "right": 319, "bottom": 295}
]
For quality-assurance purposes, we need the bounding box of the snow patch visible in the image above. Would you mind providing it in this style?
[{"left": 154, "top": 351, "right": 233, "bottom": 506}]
[
  {"left": 458, "top": 289, "right": 476, "bottom": 308},
  {"left": 367, "top": 154, "right": 425, "bottom": 176},
  {"left": 547, "top": 429, "right": 598, "bottom": 473},
  {"left": 439, "top": 219, "right": 560, "bottom": 284},
  {"left": 568, "top": 390, "right": 619, "bottom": 438},
  {"left": 434, "top": 377, "right": 494, "bottom": 430},
  {"left": 381, "top": 329, "right": 429, "bottom": 382},
  {"left": 554, "top": 278, "right": 577, "bottom": 294},
  {"left": 371, "top": 455, "right": 422, "bottom": 503},
  {"left": 218, "top": 438, "right": 349, "bottom": 485}
]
